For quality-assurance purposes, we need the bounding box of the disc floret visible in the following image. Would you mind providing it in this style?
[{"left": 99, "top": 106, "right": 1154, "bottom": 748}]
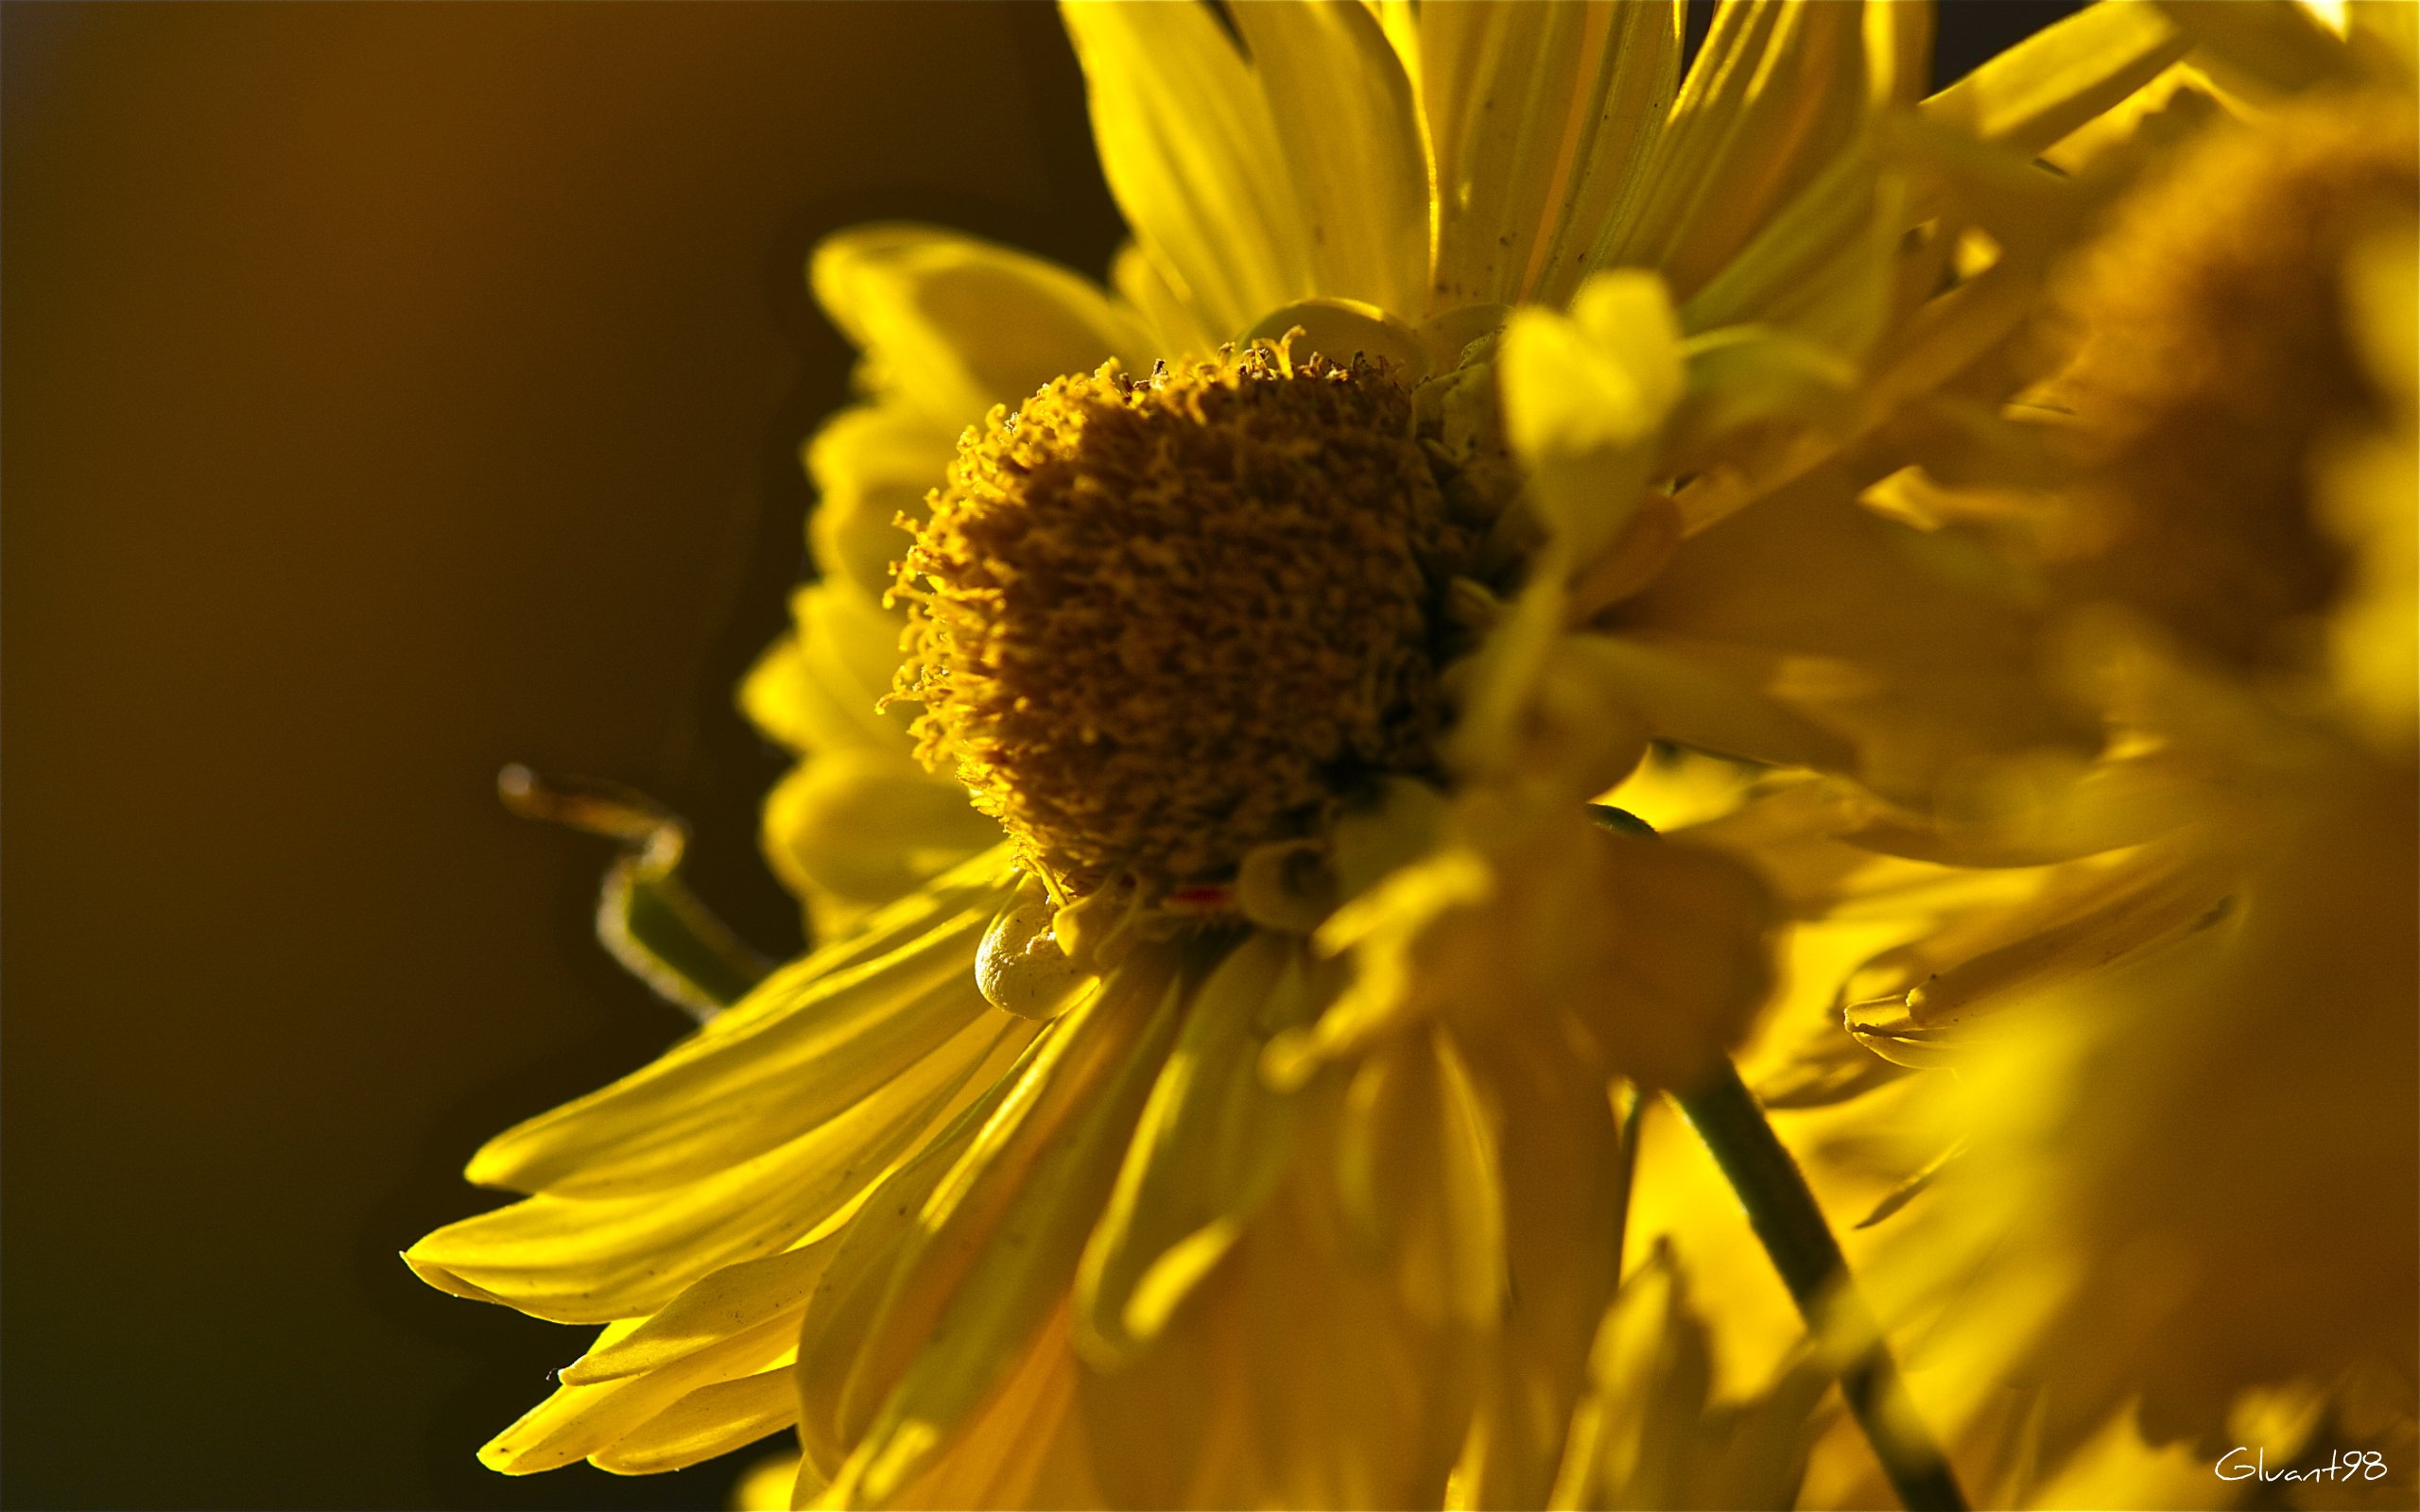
[{"left": 891, "top": 345, "right": 1476, "bottom": 898}]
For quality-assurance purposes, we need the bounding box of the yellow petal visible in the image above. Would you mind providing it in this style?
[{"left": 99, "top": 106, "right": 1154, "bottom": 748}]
[
  {"left": 1597, "top": 0, "right": 1876, "bottom": 300},
  {"left": 1452, "top": 1033, "right": 1626, "bottom": 1508},
  {"left": 1678, "top": 150, "right": 1900, "bottom": 360},
  {"left": 797, "top": 956, "right": 1172, "bottom": 1463},
  {"left": 2152, "top": 0, "right": 2360, "bottom": 98},
  {"left": 761, "top": 748, "right": 1001, "bottom": 918},
  {"left": 1242, "top": 297, "right": 1432, "bottom": 376},
  {"left": 1424, "top": 3, "right": 1645, "bottom": 308},
  {"left": 477, "top": 1315, "right": 796, "bottom": 1475},
  {"left": 2348, "top": 0, "right": 2420, "bottom": 72},
  {"left": 588, "top": 1367, "right": 798, "bottom": 1476},
  {"left": 1614, "top": 467, "right": 2089, "bottom": 806},
  {"left": 810, "top": 224, "right": 1149, "bottom": 432},
  {"left": 1921, "top": 1, "right": 2187, "bottom": 156},
  {"left": 1532, "top": 2, "right": 1686, "bottom": 307},
  {"left": 803, "top": 404, "right": 956, "bottom": 601},
  {"left": 1060, "top": 1, "right": 1317, "bottom": 339},
  {"left": 1282, "top": 844, "right": 1495, "bottom": 1083},
  {"left": 768, "top": 580, "right": 916, "bottom": 758},
  {"left": 1111, "top": 241, "right": 1219, "bottom": 361},
  {"left": 1562, "top": 822, "right": 1777, "bottom": 1091},
  {"left": 562, "top": 1238, "right": 836, "bottom": 1384},
  {"left": 792, "top": 1040, "right": 1027, "bottom": 1480},
  {"left": 406, "top": 1013, "right": 1016, "bottom": 1322},
  {"left": 1499, "top": 273, "right": 1684, "bottom": 572},
  {"left": 1662, "top": 326, "right": 1862, "bottom": 487},
  {"left": 1231, "top": 0, "right": 1427, "bottom": 315},
  {"left": 1550, "top": 632, "right": 1856, "bottom": 772},
  {"left": 737, "top": 632, "right": 820, "bottom": 757},
  {"left": 823, "top": 953, "right": 1189, "bottom": 1506},
  {"left": 1073, "top": 933, "right": 1319, "bottom": 1366},
  {"left": 1843, "top": 846, "right": 2233, "bottom": 1068},
  {"left": 463, "top": 882, "right": 1006, "bottom": 1197}
]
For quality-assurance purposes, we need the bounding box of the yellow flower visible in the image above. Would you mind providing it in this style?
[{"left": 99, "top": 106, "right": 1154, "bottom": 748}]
[
  {"left": 406, "top": 3, "right": 2186, "bottom": 1503},
  {"left": 1772, "top": 9, "right": 2418, "bottom": 1502}
]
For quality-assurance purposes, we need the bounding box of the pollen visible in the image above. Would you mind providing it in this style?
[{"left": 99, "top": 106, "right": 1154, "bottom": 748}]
[
  {"left": 890, "top": 345, "right": 1478, "bottom": 898},
  {"left": 2043, "top": 95, "right": 2418, "bottom": 668}
]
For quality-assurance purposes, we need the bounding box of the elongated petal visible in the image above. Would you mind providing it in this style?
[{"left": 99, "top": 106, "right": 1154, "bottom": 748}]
[
  {"left": 761, "top": 749, "right": 1001, "bottom": 918},
  {"left": 823, "top": 953, "right": 1189, "bottom": 1506},
  {"left": 812, "top": 224, "right": 1149, "bottom": 433},
  {"left": 478, "top": 1315, "right": 797, "bottom": 1474},
  {"left": 1423, "top": 2, "right": 1617, "bottom": 306},
  {"left": 1111, "top": 241, "right": 1219, "bottom": 361},
  {"left": 1680, "top": 151, "right": 1900, "bottom": 359},
  {"left": 589, "top": 1367, "right": 798, "bottom": 1476},
  {"left": 1061, "top": 1, "right": 1317, "bottom": 339},
  {"left": 464, "top": 883, "right": 1008, "bottom": 1196},
  {"left": 1078, "top": 1153, "right": 1474, "bottom": 1509},
  {"left": 803, "top": 405, "right": 956, "bottom": 601},
  {"left": 1232, "top": 0, "right": 1427, "bottom": 316},
  {"left": 1533, "top": 2, "right": 1686, "bottom": 307},
  {"left": 1552, "top": 633, "right": 1856, "bottom": 772},
  {"left": 563, "top": 1239, "right": 836, "bottom": 1385},
  {"left": 2152, "top": 0, "right": 2358, "bottom": 98},
  {"left": 757, "top": 581, "right": 917, "bottom": 759},
  {"left": 872, "top": 1310, "right": 1096, "bottom": 1509},
  {"left": 793, "top": 1039, "right": 1029, "bottom": 1480},
  {"left": 1922, "top": 2, "right": 2187, "bottom": 156},
  {"left": 1616, "top": 468, "right": 2090, "bottom": 806},
  {"left": 795, "top": 960, "right": 1169, "bottom": 1466},
  {"left": 1597, "top": 0, "right": 1876, "bottom": 301},
  {"left": 1453, "top": 1031, "right": 1626, "bottom": 1508},
  {"left": 407, "top": 1015, "right": 1015, "bottom": 1322},
  {"left": 1074, "top": 934, "right": 1318, "bottom": 1366}
]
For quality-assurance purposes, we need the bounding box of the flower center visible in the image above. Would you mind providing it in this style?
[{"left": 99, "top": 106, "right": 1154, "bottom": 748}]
[
  {"left": 2044, "top": 95, "right": 2418, "bottom": 667},
  {"left": 891, "top": 346, "right": 1478, "bottom": 898}
]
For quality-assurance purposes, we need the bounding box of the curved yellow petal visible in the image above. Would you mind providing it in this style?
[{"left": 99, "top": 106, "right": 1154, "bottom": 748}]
[
  {"left": 1422, "top": 2, "right": 1612, "bottom": 307},
  {"left": 2152, "top": 0, "right": 2360, "bottom": 99},
  {"left": 463, "top": 887, "right": 1006, "bottom": 1196},
  {"left": 1499, "top": 273, "right": 1684, "bottom": 572},
  {"left": 1060, "top": 0, "right": 1318, "bottom": 339},
  {"left": 1230, "top": 0, "right": 1427, "bottom": 316},
  {"left": 761, "top": 748, "right": 1001, "bottom": 919},
  {"left": 1532, "top": 2, "right": 1686, "bottom": 307},
  {"left": 1111, "top": 241, "right": 1219, "bottom": 361},
  {"left": 477, "top": 1314, "right": 797, "bottom": 1475},
  {"left": 759, "top": 580, "right": 916, "bottom": 759},
  {"left": 1073, "top": 932, "right": 1318, "bottom": 1366},
  {"left": 406, "top": 1014, "right": 1014, "bottom": 1322},
  {"left": 810, "top": 223, "right": 1150, "bottom": 432},
  {"left": 1922, "top": 1, "right": 2188, "bottom": 156},
  {"left": 588, "top": 1367, "right": 798, "bottom": 1476},
  {"left": 1597, "top": 0, "right": 1878, "bottom": 301},
  {"left": 562, "top": 1237, "right": 836, "bottom": 1385},
  {"left": 1614, "top": 468, "right": 2090, "bottom": 806},
  {"left": 821, "top": 953, "right": 1188, "bottom": 1506},
  {"left": 803, "top": 404, "right": 956, "bottom": 601},
  {"left": 1679, "top": 151, "right": 1900, "bottom": 359},
  {"left": 1452, "top": 1032, "right": 1626, "bottom": 1508},
  {"left": 1551, "top": 632, "right": 1856, "bottom": 773}
]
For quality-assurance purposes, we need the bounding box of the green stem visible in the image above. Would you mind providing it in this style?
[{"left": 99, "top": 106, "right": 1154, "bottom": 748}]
[{"left": 1674, "top": 1061, "right": 1968, "bottom": 1512}]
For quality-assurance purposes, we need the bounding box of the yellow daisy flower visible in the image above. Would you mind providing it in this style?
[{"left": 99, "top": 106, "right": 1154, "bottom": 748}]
[
  {"left": 1772, "top": 8, "right": 2417, "bottom": 1502},
  {"left": 406, "top": 3, "right": 2189, "bottom": 1504}
]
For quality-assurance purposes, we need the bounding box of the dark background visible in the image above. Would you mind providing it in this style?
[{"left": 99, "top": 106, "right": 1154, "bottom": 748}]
[{"left": 1, "top": 5, "right": 2077, "bottom": 1508}]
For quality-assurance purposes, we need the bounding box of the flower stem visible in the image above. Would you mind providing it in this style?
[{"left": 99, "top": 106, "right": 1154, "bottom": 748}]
[{"left": 1673, "top": 1061, "right": 1968, "bottom": 1512}]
